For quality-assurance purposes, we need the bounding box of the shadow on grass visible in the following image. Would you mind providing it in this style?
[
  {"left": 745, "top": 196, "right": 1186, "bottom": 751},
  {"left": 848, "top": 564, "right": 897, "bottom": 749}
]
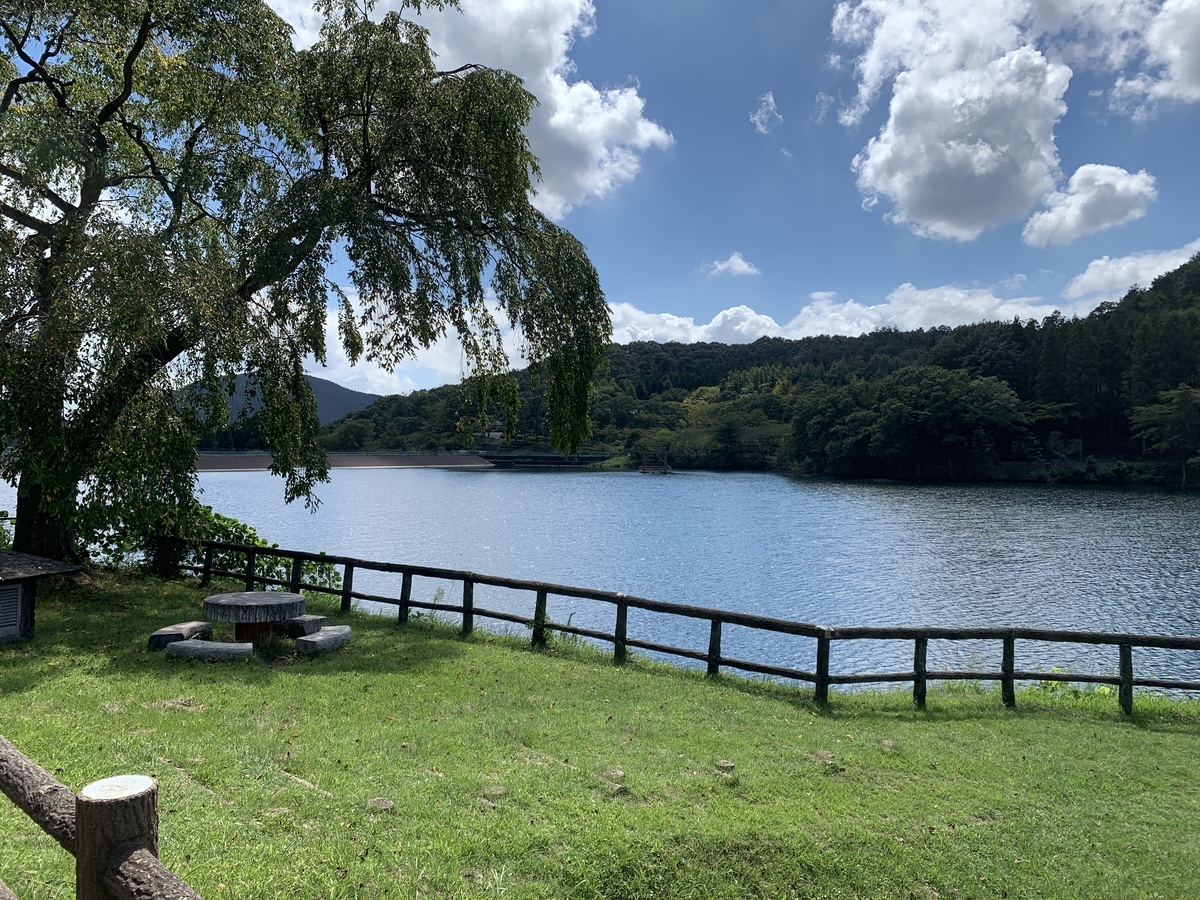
[
  {"left": 8, "top": 573, "right": 1200, "bottom": 734},
  {"left": 0, "top": 573, "right": 469, "bottom": 695}
]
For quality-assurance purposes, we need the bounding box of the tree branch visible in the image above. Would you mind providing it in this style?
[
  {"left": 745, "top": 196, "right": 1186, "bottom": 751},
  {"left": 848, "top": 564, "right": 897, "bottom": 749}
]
[
  {"left": 96, "top": 9, "right": 153, "bottom": 125},
  {"left": 0, "top": 162, "right": 75, "bottom": 214},
  {"left": 0, "top": 16, "right": 73, "bottom": 108},
  {"left": 434, "top": 63, "right": 487, "bottom": 79},
  {"left": 0, "top": 200, "right": 51, "bottom": 235},
  {"left": 65, "top": 327, "right": 190, "bottom": 468}
]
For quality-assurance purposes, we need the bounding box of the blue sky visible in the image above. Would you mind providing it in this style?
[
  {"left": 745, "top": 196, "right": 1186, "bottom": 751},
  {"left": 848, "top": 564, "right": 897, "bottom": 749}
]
[{"left": 270, "top": 0, "right": 1200, "bottom": 394}]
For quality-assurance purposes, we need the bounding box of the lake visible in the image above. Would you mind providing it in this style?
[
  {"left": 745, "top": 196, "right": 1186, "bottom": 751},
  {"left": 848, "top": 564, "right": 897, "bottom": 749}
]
[{"left": 6, "top": 469, "right": 1200, "bottom": 685}]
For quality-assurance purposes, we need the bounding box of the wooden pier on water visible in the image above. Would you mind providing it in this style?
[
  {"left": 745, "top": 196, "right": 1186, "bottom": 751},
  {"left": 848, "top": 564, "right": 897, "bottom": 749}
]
[{"left": 639, "top": 449, "right": 671, "bottom": 474}]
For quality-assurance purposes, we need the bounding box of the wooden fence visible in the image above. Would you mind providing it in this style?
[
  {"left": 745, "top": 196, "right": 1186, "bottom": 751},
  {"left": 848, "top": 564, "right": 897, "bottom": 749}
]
[
  {"left": 0, "top": 735, "right": 201, "bottom": 900},
  {"left": 186, "top": 539, "right": 1200, "bottom": 715}
]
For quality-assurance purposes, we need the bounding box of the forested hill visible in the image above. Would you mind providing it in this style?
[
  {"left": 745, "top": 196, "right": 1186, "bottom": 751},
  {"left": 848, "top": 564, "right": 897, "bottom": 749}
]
[{"left": 320, "top": 253, "right": 1200, "bottom": 483}]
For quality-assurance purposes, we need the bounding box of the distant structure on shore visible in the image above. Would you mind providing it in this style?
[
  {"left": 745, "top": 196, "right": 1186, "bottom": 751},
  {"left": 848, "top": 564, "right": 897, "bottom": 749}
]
[{"left": 639, "top": 449, "right": 671, "bottom": 474}]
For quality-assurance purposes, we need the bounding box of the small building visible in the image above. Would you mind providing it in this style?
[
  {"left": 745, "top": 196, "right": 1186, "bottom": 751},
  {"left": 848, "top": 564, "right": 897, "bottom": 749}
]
[{"left": 0, "top": 551, "right": 81, "bottom": 643}]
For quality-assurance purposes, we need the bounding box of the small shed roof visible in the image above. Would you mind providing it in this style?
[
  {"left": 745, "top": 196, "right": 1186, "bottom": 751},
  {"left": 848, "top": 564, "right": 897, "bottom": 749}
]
[{"left": 0, "top": 550, "right": 82, "bottom": 582}]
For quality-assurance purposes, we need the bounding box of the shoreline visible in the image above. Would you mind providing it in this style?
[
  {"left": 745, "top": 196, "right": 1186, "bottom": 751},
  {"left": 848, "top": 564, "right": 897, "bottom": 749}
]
[{"left": 195, "top": 453, "right": 494, "bottom": 472}]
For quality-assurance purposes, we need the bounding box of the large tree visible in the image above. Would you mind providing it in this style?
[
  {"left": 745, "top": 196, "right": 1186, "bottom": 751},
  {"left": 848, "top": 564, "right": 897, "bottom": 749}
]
[{"left": 0, "top": 0, "right": 611, "bottom": 561}]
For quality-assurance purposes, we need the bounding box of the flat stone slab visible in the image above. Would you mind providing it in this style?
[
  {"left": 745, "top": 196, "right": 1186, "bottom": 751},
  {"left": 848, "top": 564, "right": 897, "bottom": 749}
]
[
  {"left": 275, "top": 614, "right": 327, "bottom": 638},
  {"left": 203, "top": 591, "right": 305, "bottom": 624},
  {"left": 166, "top": 639, "right": 253, "bottom": 661},
  {"left": 297, "top": 625, "right": 351, "bottom": 655},
  {"left": 149, "top": 621, "right": 212, "bottom": 651}
]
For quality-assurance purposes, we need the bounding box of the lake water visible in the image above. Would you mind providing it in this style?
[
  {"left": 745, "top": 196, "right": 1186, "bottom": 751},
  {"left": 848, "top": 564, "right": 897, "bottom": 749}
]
[{"left": 5, "top": 469, "right": 1200, "bottom": 686}]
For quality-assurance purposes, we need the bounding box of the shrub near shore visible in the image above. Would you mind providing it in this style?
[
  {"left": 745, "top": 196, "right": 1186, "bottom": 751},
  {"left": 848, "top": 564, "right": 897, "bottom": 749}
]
[{"left": 3, "top": 574, "right": 1199, "bottom": 899}]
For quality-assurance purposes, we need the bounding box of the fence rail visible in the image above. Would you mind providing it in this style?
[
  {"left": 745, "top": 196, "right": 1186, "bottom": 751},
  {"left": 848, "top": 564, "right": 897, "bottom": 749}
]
[
  {"left": 184, "top": 539, "right": 1200, "bottom": 715},
  {"left": 0, "top": 735, "right": 200, "bottom": 900}
]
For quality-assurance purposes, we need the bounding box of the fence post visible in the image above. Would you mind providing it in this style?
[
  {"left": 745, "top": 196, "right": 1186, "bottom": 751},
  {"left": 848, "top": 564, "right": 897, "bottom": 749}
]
[
  {"left": 1119, "top": 643, "right": 1134, "bottom": 715},
  {"left": 815, "top": 634, "right": 830, "bottom": 704},
  {"left": 200, "top": 545, "right": 213, "bottom": 588},
  {"left": 76, "top": 775, "right": 158, "bottom": 900},
  {"left": 706, "top": 619, "right": 722, "bottom": 677},
  {"left": 614, "top": 602, "right": 627, "bottom": 664},
  {"left": 1001, "top": 633, "right": 1016, "bottom": 708},
  {"left": 342, "top": 563, "right": 356, "bottom": 614},
  {"left": 532, "top": 590, "right": 548, "bottom": 650},
  {"left": 289, "top": 556, "right": 303, "bottom": 594},
  {"left": 913, "top": 637, "right": 928, "bottom": 709},
  {"left": 244, "top": 548, "right": 256, "bottom": 591},
  {"left": 398, "top": 572, "right": 411, "bottom": 625},
  {"left": 462, "top": 580, "right": 474, "bottom": 635}
]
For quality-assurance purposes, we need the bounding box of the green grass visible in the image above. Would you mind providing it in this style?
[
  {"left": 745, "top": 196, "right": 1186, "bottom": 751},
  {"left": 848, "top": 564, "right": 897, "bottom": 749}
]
[{"left": 3, "top": 574, "right": 1199, "bottom": 900}]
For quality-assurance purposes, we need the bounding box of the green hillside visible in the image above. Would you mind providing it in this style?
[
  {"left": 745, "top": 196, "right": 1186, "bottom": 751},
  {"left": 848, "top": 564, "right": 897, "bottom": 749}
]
[{"left": 318, "top": 254, "right": 1200, "bottom": 484}]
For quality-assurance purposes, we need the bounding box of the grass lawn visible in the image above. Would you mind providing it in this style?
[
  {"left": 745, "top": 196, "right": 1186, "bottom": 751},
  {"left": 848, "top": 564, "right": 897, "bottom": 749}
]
[{"left": 2, "top": 573, "right": 1199, "bottom": 900}]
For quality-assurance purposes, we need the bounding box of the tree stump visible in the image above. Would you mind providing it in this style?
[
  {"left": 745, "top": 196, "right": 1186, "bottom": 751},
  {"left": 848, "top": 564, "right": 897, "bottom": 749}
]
[
  {"left": 203, "top": 592, "right": 306, "bottom": 647},
  {"left": 76, "top": 775, "right": 158, "bottom": 900}
]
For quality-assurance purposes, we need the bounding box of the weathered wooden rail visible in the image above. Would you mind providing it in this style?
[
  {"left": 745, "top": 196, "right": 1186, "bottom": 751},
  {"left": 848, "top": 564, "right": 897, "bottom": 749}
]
[
  {"left": 186, "top": 540, "right": 1200, "bottom": 715},
  {"left": 0, "top": 735, "right": 201, "bottom": 900}
]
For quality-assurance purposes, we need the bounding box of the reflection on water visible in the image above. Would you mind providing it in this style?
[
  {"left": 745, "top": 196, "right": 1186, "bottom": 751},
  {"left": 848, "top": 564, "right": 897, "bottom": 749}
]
[{"left": 187, "top": 469, "right": 1200, "bottom": 684}]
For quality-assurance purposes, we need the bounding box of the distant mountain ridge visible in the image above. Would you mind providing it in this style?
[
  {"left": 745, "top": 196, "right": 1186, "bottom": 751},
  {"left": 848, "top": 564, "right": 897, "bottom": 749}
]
[{"left": 223, "top": 374, "right": 380, "bottom": 426}]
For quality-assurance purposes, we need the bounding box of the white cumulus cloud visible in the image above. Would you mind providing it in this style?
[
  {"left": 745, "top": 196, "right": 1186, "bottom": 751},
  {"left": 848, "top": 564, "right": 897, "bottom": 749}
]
[
  {"left": 852, "top": 47, "right": 1070, "bottom": 240},
  {"left": 1022, "top": 164, "right": 1157, "bottom": 246},
  {"left": 267, "top": 0, "right": 672, "bottom": 221},
  {"left": 610, "top": 284, "right": 1075, "bottom": 346},
  {"left": 409, "top": 0, "right": 673, "bottom": 219},
  {"left": 1062, "top": 236, "right": 1200, "bottom": 301},
  {"left": 1115, "top": 0, "right": 1200, "bottom": 113},
  {"left": 610, "top": 303, "right": 782, "bottom": 344},
  {"left": 830, "top": 0, "right": 1197, "bottom": 241},
  {"left": 751, "top": 92, "right": 784, "bottom": 134},
  {"left": 704, "top": 252, "right": 762, "bottom": 277}
]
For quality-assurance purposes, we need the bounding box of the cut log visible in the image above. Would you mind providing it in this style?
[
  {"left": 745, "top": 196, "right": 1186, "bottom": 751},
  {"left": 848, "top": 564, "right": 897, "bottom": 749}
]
[
  {"left": 76, "top": 775, "right": 157, "bottom": 900},
  {"left": 275, "top": 614, "right": 327, "bottom": 638},
  {"left": 297, "top": 625, "right": 351, "bottom": 655},
  {"left": 165, "top": 640, "right": 253, "bottom": 661},
  {"left": 104, "top": 844, "right": 202, "bottom": 900},
  {"left": 147, "top": 622, "right": 212, "bottom": 651},
  {"left": 203, "top": 592, "right": 305, "bottom": 624}
]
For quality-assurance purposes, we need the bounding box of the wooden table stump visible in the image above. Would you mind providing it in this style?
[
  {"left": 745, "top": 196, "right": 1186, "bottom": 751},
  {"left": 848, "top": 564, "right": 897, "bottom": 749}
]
[{"left": 203, "top": 592, "right": 306, "bottom": 647}]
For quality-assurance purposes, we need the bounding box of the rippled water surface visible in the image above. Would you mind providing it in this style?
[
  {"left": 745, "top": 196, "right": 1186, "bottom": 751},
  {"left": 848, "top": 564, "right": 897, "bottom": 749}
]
[{"left": 187, "top": 468, "right": 1200, "bottom": 683}]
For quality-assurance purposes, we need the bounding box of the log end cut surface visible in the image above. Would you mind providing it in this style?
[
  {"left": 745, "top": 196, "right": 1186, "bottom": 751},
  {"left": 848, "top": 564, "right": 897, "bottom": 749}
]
[{"left": 78, "top": 775, "right": 155, "bottom": 802}]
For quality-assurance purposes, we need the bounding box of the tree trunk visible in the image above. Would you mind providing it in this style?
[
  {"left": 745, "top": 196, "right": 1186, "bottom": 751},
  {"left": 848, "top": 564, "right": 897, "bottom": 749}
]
[{"left": 11, "top": 479, "right": 77, "bottom": 563}]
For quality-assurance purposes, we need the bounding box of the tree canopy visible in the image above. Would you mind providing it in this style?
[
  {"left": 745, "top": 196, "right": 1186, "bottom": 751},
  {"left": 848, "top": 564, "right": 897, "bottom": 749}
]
[
  {"left": 0, "top": 0, "right": 611, "bottom": 560},
  {"left": 310, "top": 253, "right": 1200, "bottom": 485}
]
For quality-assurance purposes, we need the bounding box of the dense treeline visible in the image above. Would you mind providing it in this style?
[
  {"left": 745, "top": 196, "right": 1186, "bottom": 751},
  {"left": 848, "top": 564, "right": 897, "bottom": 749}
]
[{"left": 318, "top": 254, "right": 1200, "bottom": 483}]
